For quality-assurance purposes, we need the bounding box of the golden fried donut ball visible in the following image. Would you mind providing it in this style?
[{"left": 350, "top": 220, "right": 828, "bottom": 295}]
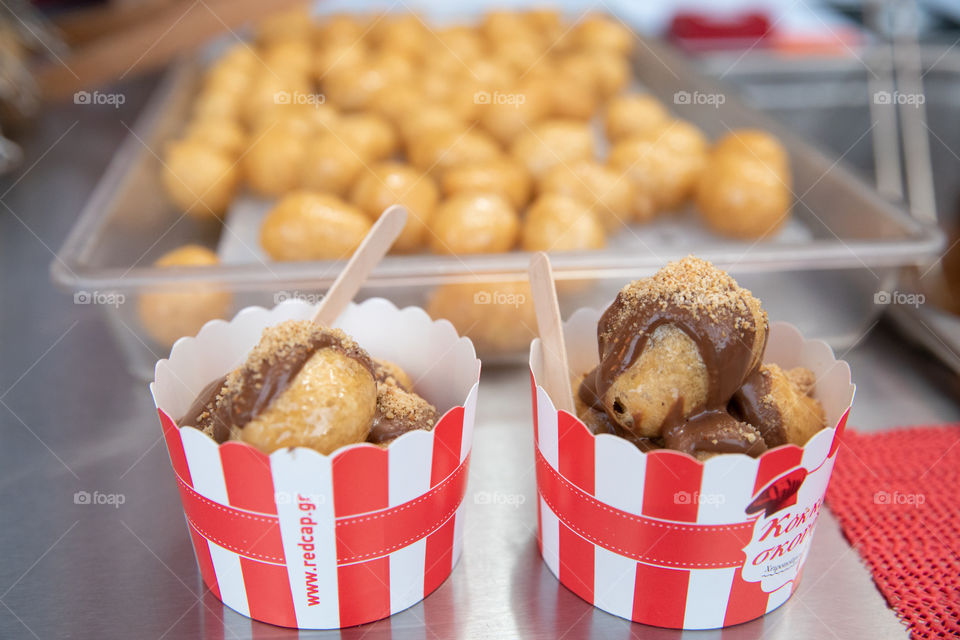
[
  {"left": 215, "top": 43, "right": 258, "bottom": 73},
  {"left": 605, "top": 94, "right": 671, "bottom": 142},
  {"left": 314, "top": 39, "right": 369, "bottom": 79},
  {"left": 441, "top": 158, "right": 532, "bottom": 209},
  {"left": 572, "top": 14, "right": 634, "bottom": 55},
  {"left": 350, "top": 162, "right": 439, "bottom": 252},
  {"left": 546, "top": 71, "right": 600, "bottom": 121},
  {"left": 138, "top": 245, "right": 232, "bottom": 347},
  {"left": 430, "top": 193, "right": 519, "bottom": 254},
  {"left": 538, "top": 160, "right": 633, "bottom": 232},
  {"left": 371, "top": 14, "right": 428, "bottom": 59},
  {"left": 521, "top": 193, "right": 606, "bottom": 252},
  {"left": 510, "top": 119, "right": 595, "bottom": 179},
  {"left": 695, "top": 153, "right": 791, "bottom": 239},
  {"left": 261, "top": 39, "right": 315, "bottom": 79},
  {"left": 203, "top": 61, "right": 251, "bottom": 98},
  {"left": 489, "top": 38, "right": 548, "bottom": 76},
  {"left": 241, "top": 72, "right": 313, "bottom": 126},
  {"left": 162, "top": 139, "right": 238, "bottom": 217},
  {"left": 368, "top": 83, "right": 423, "bottom": 124},
  {"left": 374, "top": 358, "right": 414, "bottom": 391},
  {"left": 523, "top": 8, "right": 563, "bottom": 40},
  {"left": 608, "top": 119, "right": 709, "bottom": 212},
  {"left": 482, "top": 10, "right": 538, "bottom": 45},
  {"left": 408, "top": 129, "right": 502, "bottom": 178},
  {"left": 256, "top": 7, "right": 315, "bottom": 44},
  {"left": 241, "top": 124, "right": 306, "bottom": 197},
  {"left": 315, "top": 13, "right": 367, "bottom": 42},
  {"left": 478, "top": 79, "right": 551, "bottom": 144},
  {"left": 251, "top": 102, "right": 339, "bottom": 138},
  {"left": 322, "top": 56, "right": 411, "bottom": 111},
  {"left": 731, "top": 364, "right": 825, "bottom": 447},
  {"left": 260, "top": 192, "right": 372, "bottom": 261},
  {"left": 299, "top": 135, "right": 366, "bottom": 197},
  {"left": 240, "top": 336, "right": 377, "bottom": 455},
  {"left": 398, "top": 105, "right": 466, "bottom": 143},
  {"left": 585, "top": 49, "right": 631, "bottom": 98},
  {"left": 713, "top": 129, "right": 791, "bottom": 179},
  {"left": 337, "top": 112, "right": 398, "bottom": 161},
  {"left": 427, "top": 280, "right": 536, "bottom": 355},
  {"left": 185, "top": 118, "right": 246, "bottom": 157}
]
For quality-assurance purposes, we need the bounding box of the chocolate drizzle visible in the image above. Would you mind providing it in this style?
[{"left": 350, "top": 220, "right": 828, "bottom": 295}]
[
  {"left": 729, "top": 367, "right": 786, "bottom": 447},
  {"left": 663, "top": 410, "right": 767, "bottom": 457},
  {"left": 178, "top": 322, "right": 375, "bottom": 441}
]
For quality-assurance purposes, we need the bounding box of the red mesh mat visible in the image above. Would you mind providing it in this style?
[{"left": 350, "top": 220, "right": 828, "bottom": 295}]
[{"left": 826, "top": 426, "right": 960, "bottom": 639}]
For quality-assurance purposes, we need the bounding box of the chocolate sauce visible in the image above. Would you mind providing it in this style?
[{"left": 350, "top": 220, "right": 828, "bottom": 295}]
[
  {"left": 663, "top": 410, "right": 767, "bottom": 457},
  {"left": 729, "top": 368, "right": 786, "bottom": 447},
  {"left": 368, "top": 413, "right": 428, "bottom": 444},
  {"left": 178, "top": 329, "right": 374, "bottom": 440}
]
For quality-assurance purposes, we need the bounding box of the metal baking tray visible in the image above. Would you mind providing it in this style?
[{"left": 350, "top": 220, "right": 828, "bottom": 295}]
[
  {"left": 706, "top": 45, "right": 960, "bottom": 373},
  {"left": 51, "top": 31, "right": 943, "bottom": 378}
]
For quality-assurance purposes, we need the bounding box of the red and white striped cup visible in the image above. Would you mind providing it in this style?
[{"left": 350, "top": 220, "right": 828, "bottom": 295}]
[
  {"left": 151, "top": 298, "right": 480, "bottom": 629},
  {"left": 529, "top": 308, "right": 855, "bottom": 629}
]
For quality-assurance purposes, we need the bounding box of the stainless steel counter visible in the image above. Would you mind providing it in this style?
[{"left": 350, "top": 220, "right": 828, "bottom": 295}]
[{"left": 2, "top": 77, "right": 958, "bottom": 640}]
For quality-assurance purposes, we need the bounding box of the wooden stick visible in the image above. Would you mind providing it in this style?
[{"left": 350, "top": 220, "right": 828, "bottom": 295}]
[
  {"left": 528, "top": 252, "right": 575, "bottom": 414},
  {"left": 311, "top": 205, "right": 407, "bottom": 326}
]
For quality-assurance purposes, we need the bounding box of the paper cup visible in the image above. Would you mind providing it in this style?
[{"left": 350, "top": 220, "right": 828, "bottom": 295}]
[
  {"left": 529, "top": 308, "right": 855, "bottom": 630},
  {"left": 150, "top": 298, "right": 480, "bottom": 629}
]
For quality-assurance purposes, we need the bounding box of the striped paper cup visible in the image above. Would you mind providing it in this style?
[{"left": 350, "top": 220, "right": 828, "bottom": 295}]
[
  {"left": 150, "top": 298, "right": 480, "bottom": 629},
  {"left": 529, "top": 308, "right": 855, "bottom": 630}
]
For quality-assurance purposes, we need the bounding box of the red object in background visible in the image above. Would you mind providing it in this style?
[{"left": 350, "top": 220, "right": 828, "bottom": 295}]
[
  {"left": 826, "top": 425, "right": 960, "bottom": 639},
  {"left": 669, "top": 11, "right": 773, "bottom": 52}
]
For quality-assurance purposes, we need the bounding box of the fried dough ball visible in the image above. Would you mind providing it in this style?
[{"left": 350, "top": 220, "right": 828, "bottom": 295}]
[
  {"left": 510, "top": 120, "right": 595, "bottom": 180},
  {"left": 572, "top": 14, "right": 634, "bottom": 55},
  {"left": 374, "top": 358, "right": 414, "bottom": 391},
  {"left": 261, "top": 39, "right": 315, "bottom": 78},
  {"left": 241, "top": 124, "right": 307, "bottom": 197},
  {"left": 314, "top": 39, "right": 369, "bottom": 79},
  {"left": 430, "top": 193, "right": 519, "bottom": 254},
  {"left": 731, "top": 364, "right": 826, "bottom": 447},
  {"left": 260, "top": 192, "right": 371, "bottom": 261},
  {"left": 241, "top": 72, "right": 313, "bottom": 127},
  {"left": 695, "top": 153, "right": 791, "bottom": 239},
  {"left": 337, "top": 112, "right": 398, "bottom": 160},
  {"left": 608, "top": 119, "right": 709, "bottom": 213},
  {"left": 323, "top": 57, "right": 411, "bottom": 111},
  {"left": 192, "top": 87, "right": 243, "bottom": 121},
  {"left": 398, "top": 105, "right": 467, "bottom": 143},
  {"left": 408, "top": 129, "right": 502, "bottom": 178},
  {"left": 713, "top": 129, "right": 791, "bottom": 179},
  {"left": 521, "top": 193, "right": 606, "bottom": 252},
  {"left": 234, "top": 323, "right": 378, "bottom": 455},
  {"left": 185, "top": 118, "right": 246, "bottom": 157},
  {"left": 539, "top": 160, "right": 634, "bottom": 231},
  {"left": 371, "top": 14, "right": 429, "bottom": 59},
  {"left": 350, "top": 162, "right": 439, "bottom": 252},
  {"left": 203, "top": 61, "right": 252, "bottom": 99},
  {"left": 427, "top": 280, "right": 536, "bottom": 355},
  {"left": 299, "top": 135, "right": 365, "bottom": 196},
  {"left": 478, "top": 79, "right": 552, "bottom": 144},
  {"left": 586, "top": 50, "right": 631, "bottom": 98},
  {"left": 368, "top": 83, "right": 423, "bottom": 124},
  {"left": 369, "top": 382, "right": 440, "bottom": 446},
  {"left": 162, "top": 139, "right": 238, "bottom": 217},
  {"left": 441, "top": 158, "right": 532, "bottom": 209},
  {"left": 315, "top": 13, "right": 369, "bottom": 47},
  {"left": 546, "top": 71, "right": 600, "bottom": 121},
  {"left": 138, "top": 245, "right": 232, "bottom": 347},
  {"left": 604, "top": 94, "right": 671, "bottom": 142},
  {"left": 586, "top": 257, "right": 767, "bottom": 438}
]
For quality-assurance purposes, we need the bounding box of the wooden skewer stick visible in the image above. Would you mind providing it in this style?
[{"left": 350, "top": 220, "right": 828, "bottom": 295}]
[
  {"left": 528, "top": 252, "right": 575, "bottom": 414},
  {"left": 311, "top": 205, "right": 407, "bottom": 326}
]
